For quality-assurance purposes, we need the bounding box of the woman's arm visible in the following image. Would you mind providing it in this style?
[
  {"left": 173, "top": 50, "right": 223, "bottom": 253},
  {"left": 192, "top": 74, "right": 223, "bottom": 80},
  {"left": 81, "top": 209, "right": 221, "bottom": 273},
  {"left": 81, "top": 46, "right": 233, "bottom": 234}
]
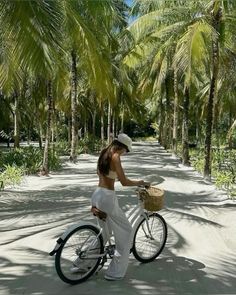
[{"left": 112, "top": 153, "right": 147, "bottom": 186}]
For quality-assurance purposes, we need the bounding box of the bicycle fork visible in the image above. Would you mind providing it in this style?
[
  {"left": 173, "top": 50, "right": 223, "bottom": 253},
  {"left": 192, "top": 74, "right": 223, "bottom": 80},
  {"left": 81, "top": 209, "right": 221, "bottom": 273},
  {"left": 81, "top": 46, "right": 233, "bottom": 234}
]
[{"left": 141, "top": 213, "right": 155, "bottom": 240}]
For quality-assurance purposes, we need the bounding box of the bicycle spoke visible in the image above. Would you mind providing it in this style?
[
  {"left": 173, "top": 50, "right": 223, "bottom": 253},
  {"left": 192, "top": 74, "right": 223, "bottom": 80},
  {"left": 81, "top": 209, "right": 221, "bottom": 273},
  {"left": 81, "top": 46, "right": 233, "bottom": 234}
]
[
  {"left": 133, "top": 214, "right": 167, "bottom": 262},
  {"left": 55, "top": 225, "right": 104, "bottom": 284}
]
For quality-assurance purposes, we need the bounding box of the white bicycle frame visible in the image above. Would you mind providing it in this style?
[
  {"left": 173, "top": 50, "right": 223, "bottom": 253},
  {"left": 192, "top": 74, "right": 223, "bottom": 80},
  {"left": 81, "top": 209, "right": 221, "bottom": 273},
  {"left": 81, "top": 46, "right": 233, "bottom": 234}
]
[
  {"left": 50, "top": 189, "right": 153, "bottom": 259},
  {"left": 80, "top": 190, "right": 154, "bottom": 259}
]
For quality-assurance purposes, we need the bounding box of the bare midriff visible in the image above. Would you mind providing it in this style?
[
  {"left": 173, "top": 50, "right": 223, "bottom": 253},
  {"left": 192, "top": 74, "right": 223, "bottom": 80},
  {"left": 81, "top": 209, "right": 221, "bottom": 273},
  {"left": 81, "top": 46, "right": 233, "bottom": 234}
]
[{"left": 98, "top": 175, "right": 115, "bottom": 190}]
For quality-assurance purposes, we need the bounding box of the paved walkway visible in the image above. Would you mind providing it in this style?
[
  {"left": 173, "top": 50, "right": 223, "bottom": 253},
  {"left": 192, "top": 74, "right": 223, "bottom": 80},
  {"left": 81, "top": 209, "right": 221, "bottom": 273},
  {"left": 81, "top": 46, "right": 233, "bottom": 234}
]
[{"left": 0, "top": 142, "right": 235, "bottom": 295}]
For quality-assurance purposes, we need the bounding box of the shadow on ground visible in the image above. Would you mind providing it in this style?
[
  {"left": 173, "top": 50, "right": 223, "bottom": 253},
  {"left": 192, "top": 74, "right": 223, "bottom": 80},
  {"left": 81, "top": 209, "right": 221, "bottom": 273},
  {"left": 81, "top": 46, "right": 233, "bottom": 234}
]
[
  {"left": 0, "top": 250, "right": 236, "bottom": 295},
  {"left": 0, "top": 141, "right": 235, "bottom": 294}
]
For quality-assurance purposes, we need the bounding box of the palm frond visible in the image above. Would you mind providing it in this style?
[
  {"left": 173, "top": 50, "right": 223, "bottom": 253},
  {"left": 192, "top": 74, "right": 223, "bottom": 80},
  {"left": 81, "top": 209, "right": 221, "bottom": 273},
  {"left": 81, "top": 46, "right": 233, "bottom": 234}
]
[
  {"left": 64, "top": 0, "right": 118, "bottom": 102},
  {"left": 174, "top": 20, "right": 214, "bottom": 86},
  {"left": 0, "top": 0, "right": 64, "bottom": 76}
]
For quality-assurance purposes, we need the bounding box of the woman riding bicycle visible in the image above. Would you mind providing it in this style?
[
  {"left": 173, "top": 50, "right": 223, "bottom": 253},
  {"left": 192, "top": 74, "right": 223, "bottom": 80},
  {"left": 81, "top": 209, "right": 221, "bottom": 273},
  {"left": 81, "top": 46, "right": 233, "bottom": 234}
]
[
  {"left": 51, "top": 135, "right": 167, "bottom": 285},
  {"left": 91, "top": 133, "right": 149, "bottom": 281}
]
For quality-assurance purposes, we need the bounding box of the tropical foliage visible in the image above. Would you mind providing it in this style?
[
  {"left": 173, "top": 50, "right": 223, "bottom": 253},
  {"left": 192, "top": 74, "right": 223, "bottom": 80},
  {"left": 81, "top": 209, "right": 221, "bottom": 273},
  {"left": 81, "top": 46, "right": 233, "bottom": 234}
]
[
  {"left": 124, "top": 0, "right": 236, "bottom": 185},
  {"left": 0, "top": 0, "right": 235, "bottom": 195}
]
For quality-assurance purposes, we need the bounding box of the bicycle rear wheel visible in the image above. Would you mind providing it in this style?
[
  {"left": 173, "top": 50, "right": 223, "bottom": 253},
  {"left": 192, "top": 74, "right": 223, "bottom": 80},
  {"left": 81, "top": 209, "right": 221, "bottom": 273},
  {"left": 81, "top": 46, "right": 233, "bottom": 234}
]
[
  {"left": 55, "top": 224, "right": 104, "bottom": 284},
  {"left": 132, "top": 213, "right": 167, "bottom": 263}
]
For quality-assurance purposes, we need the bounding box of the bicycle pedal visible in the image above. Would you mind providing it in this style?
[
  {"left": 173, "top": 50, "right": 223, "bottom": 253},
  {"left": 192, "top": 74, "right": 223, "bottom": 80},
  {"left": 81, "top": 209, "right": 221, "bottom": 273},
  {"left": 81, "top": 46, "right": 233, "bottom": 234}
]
[{"left": 97, "top": 260, "right": 106, "bottom": 273}]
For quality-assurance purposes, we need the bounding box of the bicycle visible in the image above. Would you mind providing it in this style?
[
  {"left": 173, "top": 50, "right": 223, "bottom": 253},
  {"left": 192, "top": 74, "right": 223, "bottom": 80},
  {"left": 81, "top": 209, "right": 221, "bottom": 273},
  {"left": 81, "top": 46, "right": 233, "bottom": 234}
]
[{"left": 49, "top": 186, "right": 168, "bottom": 284}]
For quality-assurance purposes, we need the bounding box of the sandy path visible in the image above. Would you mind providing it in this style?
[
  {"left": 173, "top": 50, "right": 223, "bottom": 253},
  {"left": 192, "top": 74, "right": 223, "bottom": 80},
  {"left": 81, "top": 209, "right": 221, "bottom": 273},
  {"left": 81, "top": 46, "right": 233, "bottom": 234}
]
[{"left": 0, "top": 142, "right": 235, "bottom": 295}]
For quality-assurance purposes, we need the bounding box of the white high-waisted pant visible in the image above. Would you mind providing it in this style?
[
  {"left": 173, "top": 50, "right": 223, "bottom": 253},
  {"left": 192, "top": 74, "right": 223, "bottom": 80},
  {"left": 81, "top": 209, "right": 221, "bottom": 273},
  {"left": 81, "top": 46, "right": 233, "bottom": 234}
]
[{"left": 91, "top": 187, "right": 132, "bottom": 278}]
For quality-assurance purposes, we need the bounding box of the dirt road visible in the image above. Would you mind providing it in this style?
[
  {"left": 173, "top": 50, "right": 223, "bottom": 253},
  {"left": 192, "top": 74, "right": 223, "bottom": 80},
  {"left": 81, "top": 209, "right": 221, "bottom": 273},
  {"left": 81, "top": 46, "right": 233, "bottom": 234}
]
[{"left": 0, "top": 142, "right": 235, "bottom": 295}]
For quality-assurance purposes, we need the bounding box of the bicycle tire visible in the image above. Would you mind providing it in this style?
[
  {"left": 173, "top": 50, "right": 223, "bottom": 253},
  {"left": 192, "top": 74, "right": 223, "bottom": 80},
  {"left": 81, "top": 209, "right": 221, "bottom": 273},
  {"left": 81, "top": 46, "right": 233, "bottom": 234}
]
[
  {"left": 55, "top": 224, "right": 104, "bottom": 284},
  {"left": 132, "top": 213, "right": 167, "bottom": 263}
]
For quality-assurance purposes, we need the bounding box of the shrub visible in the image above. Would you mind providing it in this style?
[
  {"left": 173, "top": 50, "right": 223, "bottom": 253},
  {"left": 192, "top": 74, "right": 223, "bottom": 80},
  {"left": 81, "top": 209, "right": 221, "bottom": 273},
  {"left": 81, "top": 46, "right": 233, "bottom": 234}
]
[
  {"left": 48, "top": 150, "right": 61, "bottom": 171},
  {"left": 77, "top": 136, "right": 103, "bottom": 154},
  {"left": 0, "top": 165, "right": 24, "bottom": 189},
  {"left": 189, "top": 148, "right": 205, "bottom": 173},
  {"left": 214, "top": 171, "right": 234, "bottom": 190},
  {"left": 1, "top": 146, "right": 61, "bottom": 174},
  {"left": 54, "top": 141, "right": 70, "bottom": 156},
  {"left": 2, "top": 146, "right": 42, "bottom": 173},
  {"left": 188, "top": 147, "right": 236, "bottom": 198}
]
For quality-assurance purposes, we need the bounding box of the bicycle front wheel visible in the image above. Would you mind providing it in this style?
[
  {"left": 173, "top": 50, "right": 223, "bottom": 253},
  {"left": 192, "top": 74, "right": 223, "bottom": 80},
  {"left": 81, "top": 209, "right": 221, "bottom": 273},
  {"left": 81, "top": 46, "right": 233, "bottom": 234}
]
[
  {"left": 132, "top": 213, "right": 167, "bottom": 263},
  {"left": 55, "top": 224, "right": 104, "bottom": 284}
]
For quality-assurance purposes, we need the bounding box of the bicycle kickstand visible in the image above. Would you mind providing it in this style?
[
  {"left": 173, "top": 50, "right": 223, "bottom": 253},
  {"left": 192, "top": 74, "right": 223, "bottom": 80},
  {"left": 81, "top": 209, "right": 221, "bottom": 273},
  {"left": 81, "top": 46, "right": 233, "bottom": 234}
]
[{"left": 95, "top": 255, "right": 107, "bottom": 274}]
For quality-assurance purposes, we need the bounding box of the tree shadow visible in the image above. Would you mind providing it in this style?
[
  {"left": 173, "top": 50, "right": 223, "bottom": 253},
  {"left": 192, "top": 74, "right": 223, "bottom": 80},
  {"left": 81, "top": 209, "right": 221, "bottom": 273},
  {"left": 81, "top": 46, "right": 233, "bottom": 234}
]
[
  {"left": 0, "top": 141, "right": 236, "bottom": 294},
  {"left": 0, "top": 251, "right": 235, "bottom": 295}
]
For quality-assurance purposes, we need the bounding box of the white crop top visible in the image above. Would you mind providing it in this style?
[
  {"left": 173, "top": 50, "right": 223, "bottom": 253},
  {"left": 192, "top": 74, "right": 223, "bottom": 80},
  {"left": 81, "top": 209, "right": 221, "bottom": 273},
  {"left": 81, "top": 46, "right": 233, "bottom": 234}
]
[{"left": 106, "top": 170, "right": 117, "bottom": 180}]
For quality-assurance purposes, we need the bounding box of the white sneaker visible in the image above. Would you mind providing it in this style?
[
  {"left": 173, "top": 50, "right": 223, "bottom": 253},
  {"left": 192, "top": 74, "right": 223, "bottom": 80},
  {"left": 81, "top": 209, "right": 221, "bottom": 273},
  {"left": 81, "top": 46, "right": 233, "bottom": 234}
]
[
  {"left": 72, "top": 256, "right": 81, "bottom": 267},
  {"left": 70, "top": 266, "right": 90, "bottom": 274},
  {"left": 104, "top": 274, "right": 123, "bottom": 281},
  {"left": 70, "top": 257, "right": 92, "bottom": 274}
]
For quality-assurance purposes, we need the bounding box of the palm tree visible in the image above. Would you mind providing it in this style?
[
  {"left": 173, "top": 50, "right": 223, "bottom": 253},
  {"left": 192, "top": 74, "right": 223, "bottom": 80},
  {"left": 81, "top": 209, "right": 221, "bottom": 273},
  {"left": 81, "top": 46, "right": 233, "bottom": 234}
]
[
  {"left": 0, "top": 0, "right": 128, "bottom": 169},
  {"left": 62, "top": 0, "right": 128, "bottom": 157},
  {"left": 125, "top": 0, "right": 197, "bottom": 152},
  {"left": 203, "top": 1, "right": 222, "bottom": 179},
  {"left": 0, "top": 0, "right": 64, "bottom": 174},
  {"left": 169, "top": 0, "right": 236, "bottom": 178},
  {"left": 0, "top": 0, "right": 64, "bottom": 77},
  {"left": 126, "top": 0, "right": 236, "bottom": 177}
]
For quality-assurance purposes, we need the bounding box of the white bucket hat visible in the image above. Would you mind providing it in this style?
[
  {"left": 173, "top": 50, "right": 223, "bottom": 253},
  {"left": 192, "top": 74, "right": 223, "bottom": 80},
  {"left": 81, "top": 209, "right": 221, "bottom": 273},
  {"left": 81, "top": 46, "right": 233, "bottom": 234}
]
[{"left": 117, "top": 133, "right": 132, "bottom": 152}]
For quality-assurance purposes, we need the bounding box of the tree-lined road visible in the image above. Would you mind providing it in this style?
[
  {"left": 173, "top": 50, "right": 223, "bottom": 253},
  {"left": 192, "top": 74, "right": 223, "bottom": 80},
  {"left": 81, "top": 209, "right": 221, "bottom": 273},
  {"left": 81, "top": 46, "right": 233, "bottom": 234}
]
[{"left": 0, "top": 142, "right": 235, "bottom": 295}]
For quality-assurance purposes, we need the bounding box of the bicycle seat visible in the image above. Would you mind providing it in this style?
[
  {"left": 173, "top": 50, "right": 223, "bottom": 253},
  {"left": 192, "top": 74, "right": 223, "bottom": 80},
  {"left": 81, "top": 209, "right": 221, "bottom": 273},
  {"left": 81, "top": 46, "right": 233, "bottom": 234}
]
[{"left": 91, "top": 206, "right": 107, "bottom": 221}]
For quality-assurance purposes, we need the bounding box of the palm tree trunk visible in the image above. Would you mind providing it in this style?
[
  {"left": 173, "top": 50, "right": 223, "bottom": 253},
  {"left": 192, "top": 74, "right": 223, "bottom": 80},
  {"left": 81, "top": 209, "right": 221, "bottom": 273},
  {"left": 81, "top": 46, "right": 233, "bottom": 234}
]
[
  {"left": 100, "top": 103, "right": 105, "bottom": 145},
  {"left": 214, "top": 99, "right": 220, "bottom": 148},
  {"left": 227, "top": 119, "right": 236, "bottom": 149},
  {"left": 51, "top": 99, "right": 55, "bottom": 154},
  {"left": 120, "top": 105, "right": 124, "bottom": 133},
  {"left": 54, "top": 113, "right": 59, "bottom": 145},
  {"left": 92, "top": 111, "right": 96, "bottom": 137},
  {"left": 84, "top": 116, "right": 88, "bottom": 138},
  {"left": 107, "top": 102, "right": 111, "bottom": 144},
  {"left": 38, "top": 123, "right": 43, "bottom": 149},
  {"left": 158, "top": 95, "right": 164, "bottom": 145},
  {"left": 229, "top": 110, "right": 232, "bottom": 130},
  {"left": 13, "top": 91, "right": 20, "bottom": 148},
  {"left": 112, "top": 113, "right": 115, "bottom": 139},
  {"left": 172, "top": 69, "right": 179, "bottom": 154},
  {"left": 203, "top": 5, "right": 221, "bottom": 180},
  {"left": 41, "top": 80, "right": 53, "bottom": 175},
  {"left": 163, "top": 78, "right": 171, "bottom": 149},
  {"left": 27, "top": 125, "right": 30, "bottom": 145},
  {"left": 68, "top": 115, "right": 71, "bottom": 144},
  {"left": 70, "top": 50, "right": 78, "bottom": 162},
  {"left": 204, "top": 79, "right": 216, "bottom": 179},
  {"left": 51, "top": 121, "right": 55, "bottom": 153},
  {"left": 182, "top": 87, "right": 190, "bottom": 166},
  {"left": 195, "top": 105, "right": 200, "bottom": 145}
]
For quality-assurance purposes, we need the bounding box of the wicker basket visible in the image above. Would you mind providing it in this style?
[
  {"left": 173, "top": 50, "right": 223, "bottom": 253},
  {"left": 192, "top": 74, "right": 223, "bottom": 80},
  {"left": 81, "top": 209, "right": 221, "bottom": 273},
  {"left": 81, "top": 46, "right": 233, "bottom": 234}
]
[{"left": 140, "top": 186, "right": 164, "bottom": 211}]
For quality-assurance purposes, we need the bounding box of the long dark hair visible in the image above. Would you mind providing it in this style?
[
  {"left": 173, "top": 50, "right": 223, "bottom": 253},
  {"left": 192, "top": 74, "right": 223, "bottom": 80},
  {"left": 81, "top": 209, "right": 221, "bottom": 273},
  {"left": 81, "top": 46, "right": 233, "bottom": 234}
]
[{"left": 97, "top": 140, "right": 128, "bottom": 175}]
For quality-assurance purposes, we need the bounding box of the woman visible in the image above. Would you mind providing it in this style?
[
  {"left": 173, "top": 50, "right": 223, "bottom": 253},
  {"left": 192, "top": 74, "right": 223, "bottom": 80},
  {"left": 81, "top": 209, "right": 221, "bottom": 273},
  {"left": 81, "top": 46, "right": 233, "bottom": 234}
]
[{"left": 91, "top": 133, "right": 149, "bottom": 281}]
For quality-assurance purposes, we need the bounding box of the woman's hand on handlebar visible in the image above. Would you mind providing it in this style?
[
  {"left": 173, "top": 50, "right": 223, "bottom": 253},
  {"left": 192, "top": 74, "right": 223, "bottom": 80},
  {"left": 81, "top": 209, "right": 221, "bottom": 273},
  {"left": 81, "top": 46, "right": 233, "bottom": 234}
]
[
  {"left": 139, "top": 180, "right": 151, "bottom": 188},
  {"left": 144, "top": 181, "right": 151, "bottom": 188}
]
